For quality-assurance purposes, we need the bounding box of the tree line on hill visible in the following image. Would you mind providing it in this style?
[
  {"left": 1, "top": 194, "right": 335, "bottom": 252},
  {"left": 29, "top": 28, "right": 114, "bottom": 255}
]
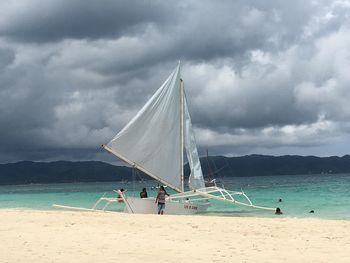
[{"left": 1, "top": 154, "right": 350, "bottom": 185}]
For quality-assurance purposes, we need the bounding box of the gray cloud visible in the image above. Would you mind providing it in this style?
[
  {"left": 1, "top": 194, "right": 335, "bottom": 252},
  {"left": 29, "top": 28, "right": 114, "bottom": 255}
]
[
  {"left": 0, "top": 0, "right": 350, "bottom": 163},
  {"left": 0, "top": 0, "right": 174, "bottom": 42},
  {"left": 0, "top": 47, "right": 15, "bottom": 70}
]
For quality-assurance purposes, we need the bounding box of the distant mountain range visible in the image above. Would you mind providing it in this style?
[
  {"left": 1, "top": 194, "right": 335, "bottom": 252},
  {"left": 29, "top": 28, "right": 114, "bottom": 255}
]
[
  {"left": 1, "top": 155, "right": 350, "bottom": 185},
  {"left": 0, "top": 161, "right": 131, "bottom": 185}
]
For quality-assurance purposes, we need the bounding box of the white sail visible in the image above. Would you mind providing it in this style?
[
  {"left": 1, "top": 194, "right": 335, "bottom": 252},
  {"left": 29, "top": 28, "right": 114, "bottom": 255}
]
[
  {"left": 106, "top": 64, "right": 183, "bottom": 192},
  {"left": 184, "top": 94, "right": 205, "bottom": 190}
]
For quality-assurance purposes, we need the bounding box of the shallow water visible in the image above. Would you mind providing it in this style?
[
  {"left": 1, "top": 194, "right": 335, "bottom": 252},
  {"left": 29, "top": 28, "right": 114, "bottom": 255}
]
[{"left": 1, "top": 174, "right": 350, "bottom": 219}]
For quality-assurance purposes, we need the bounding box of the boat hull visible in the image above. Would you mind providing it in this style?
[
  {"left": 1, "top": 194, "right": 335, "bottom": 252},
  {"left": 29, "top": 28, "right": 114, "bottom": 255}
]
[{"left": 123, "top": 197, "right": 210, "bottom": 215}]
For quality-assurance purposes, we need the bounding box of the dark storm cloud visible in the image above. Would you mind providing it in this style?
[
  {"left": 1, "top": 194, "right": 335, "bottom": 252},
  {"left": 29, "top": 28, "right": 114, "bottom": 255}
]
[
  {"left": 0, "top": 0, "right": 174, "bottom": 42},
  {"left": 91, "top": 0, "right": 318, "bottom": 75},
  {"left": 0, "top": 0, "right": 350, "bottom": 162},
  {"left": 0, "top": 47, "right": 15, "bottom": 69}
]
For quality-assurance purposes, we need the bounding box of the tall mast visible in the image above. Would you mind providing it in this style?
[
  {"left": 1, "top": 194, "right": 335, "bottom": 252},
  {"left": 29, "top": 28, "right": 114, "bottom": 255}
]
[
  {"left": 180, "top": 78, "right": 184, "bottom": 192},
  {"left": 206, "top": 149, "right": 214, "bottom": 180}
]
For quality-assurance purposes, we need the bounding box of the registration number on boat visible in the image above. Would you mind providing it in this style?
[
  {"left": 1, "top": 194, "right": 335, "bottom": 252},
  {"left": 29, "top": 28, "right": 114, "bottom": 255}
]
[{"left": 184, "top": 204, "right": 198, "bottom": 210}]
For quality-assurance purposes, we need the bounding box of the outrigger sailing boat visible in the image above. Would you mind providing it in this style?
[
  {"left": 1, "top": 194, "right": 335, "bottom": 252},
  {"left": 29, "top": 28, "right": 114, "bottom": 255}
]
[
  {"left": 99, "top": 62, "right": 276, "bottom": 215},
  {"left": 54, "top": 62, "right": 276, "bottom": 214}
]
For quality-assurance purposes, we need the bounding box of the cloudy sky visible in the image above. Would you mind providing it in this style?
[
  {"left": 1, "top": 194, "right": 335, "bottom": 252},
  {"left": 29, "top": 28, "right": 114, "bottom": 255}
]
[{"left": 1, "top": 0, "right": 350, "bottom": 163}]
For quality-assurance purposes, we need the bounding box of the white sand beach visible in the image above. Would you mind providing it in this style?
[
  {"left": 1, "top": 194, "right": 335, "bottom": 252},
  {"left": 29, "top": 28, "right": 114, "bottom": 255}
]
[{"left": 1, "top": 209, "right": 350, "bottom": 263}]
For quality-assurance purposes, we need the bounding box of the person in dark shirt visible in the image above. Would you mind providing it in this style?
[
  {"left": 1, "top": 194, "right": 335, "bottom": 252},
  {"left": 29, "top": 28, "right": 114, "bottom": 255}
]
[
  {"left": 140, "top": 188, "right": 148, "bottom": 198},
  {"left": 155, "top": 186, "right": 169, "bottom": 215},
  {"left": 275, "top": 207, "right": 283, "bottom": 215}
]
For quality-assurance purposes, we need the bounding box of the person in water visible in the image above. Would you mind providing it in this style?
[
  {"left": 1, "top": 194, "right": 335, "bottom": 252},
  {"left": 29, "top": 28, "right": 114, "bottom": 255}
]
[
  {"left": 155, "top": 186, "right": 169, "bottom": 215},
  {"left": 140, "top": 188, "right": 148, "bottom": 198},
  {"left": 117, "top": 188, "right": 125, "bottom": 203},
  {"left": 275, "top": 207, "right": 283, "bottom": 215}
]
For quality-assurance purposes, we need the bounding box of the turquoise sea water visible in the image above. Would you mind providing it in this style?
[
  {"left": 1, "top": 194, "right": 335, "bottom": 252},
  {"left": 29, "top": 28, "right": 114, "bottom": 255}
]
[{"left": 1, "top": 174, "right": 350, "bottom": 220}]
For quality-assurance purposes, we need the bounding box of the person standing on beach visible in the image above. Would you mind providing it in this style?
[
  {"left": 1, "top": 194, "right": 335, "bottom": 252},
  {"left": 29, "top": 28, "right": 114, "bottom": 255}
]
[{"left": 155, "top": 186, "right": 169, "bottom": 215}]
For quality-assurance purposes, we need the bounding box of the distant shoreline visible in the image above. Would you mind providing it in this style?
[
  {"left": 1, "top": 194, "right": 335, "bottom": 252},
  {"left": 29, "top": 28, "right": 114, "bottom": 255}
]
[
  {"left": 1, "top": 154, "right": 350, "bottom": 185},
  {"left": 1, "top": 172, "right": 350, "bottom": 186}
]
